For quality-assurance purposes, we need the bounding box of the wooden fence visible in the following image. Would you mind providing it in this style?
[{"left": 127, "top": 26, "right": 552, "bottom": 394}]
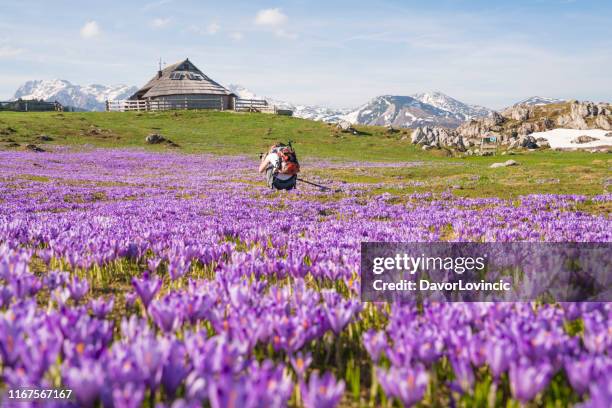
[
  {"left": 106, "top": 97, "right": 224, "bottom": 112},
  {"left": 234, "top": 98, "right": 276, "bottom": 113},
  {"left": 106, "top": 97, "right": 280, "bottom": 114}
]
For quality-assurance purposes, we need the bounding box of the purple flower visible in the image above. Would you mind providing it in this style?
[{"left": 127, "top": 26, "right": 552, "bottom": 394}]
[
  {"left": 112, "top": 382, "right": 145, "bottom": 408},
  {"left": 68, "top": 275, "right": 89, "bottom": 302},
  {"left": 450, "top": 356, "right": 474, "bottom": 394},
  {"left": 161, "top": 339, "right": 191, "bottom": 397},
  {"left": 148, "top": 258, "right": 162, "bottom": 273},
  {"left": 89, "top": 296, "right": 114, "bottom": 319},
  {"left": 131, "top": 272, "right": 162, "bottom": 308},
  {"left": 64, "top": 360, "right": 105, "bottom": 407},
  {"left": 486, "top": 340, "right": 516, "bottom": 379},
  {"left": 578, "top": 375, "right": 612, "bottom": 408},
  {"left": 300, "top": 372, "right": 345, "bottom": 408},
  {"left": 322, "top": 291, "right": 361, "bottom": 335},
  {"left": 168, "top": 257, "right": 191, "bottom": 281},
  {"left": 565, "top": 357, "right": 594, "bottom": 395},
  {"left": 362, "top": 330, "right": 387, "bottom": 363},
  {"left": 509, "top": 359, "right": 553, "bottom": 403},
  {"left": 149, "top": 295, "right": 183, "bottom": 333},
  {"left": 377, "top": 365, "right": 429, "bottom": 407},
  {"left": 290, "top": 352, "right": 312, "bottom": 379}
]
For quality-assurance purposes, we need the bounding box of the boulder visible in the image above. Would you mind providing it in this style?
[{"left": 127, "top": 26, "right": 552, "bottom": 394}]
[
  {"left": 411, "top": 126, "right": 466, "bottom": 151},
  {"left": 25, "top": 144, "right": 45, "bottom": 152},
  {"left": 501, "top": 104, "right": 533, "bottom": 121},
  {"left": 538, "top": 140, "right": 551, "bottom": 149},
  {"left": 145, "top": 133, "right": 166, "bottom": 144},
  {"left": 337, "top": 121, "right": 355, "bottom": 132},
  {"left": 37, "top": 134, "right": 54, "bottom": 142},
  {"left": 595, "top": 115, "right": 612, "bottom": 130},
  {"left": 571, "top": 135, "right": 599, "bottom": 144},
  {"left": 490, "top": 160, "right": 519, "bottom": 168}
]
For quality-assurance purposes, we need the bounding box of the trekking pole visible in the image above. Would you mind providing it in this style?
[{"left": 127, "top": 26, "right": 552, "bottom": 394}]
[{"left": 297, "top": 177, "right": 335, "bottom": 191}]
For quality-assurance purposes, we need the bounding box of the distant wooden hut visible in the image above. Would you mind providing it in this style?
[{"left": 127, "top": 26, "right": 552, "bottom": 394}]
[{"left": 129, "top": 58, "right": 236, "bottom": 110}]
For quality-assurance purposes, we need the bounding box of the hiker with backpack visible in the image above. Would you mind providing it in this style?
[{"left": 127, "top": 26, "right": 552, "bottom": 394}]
[{"left": 258, "top": 142, "right": 300, "bottom": 190}]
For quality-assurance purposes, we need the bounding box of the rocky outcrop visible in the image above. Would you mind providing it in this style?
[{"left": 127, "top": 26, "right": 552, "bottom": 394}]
[
  {"left": 595, "top": 115, "right": 612, "bottom": 130},
  {"left": 571, "top": 135, "right": 599, "bottom": 144},
  {"left": 411, "top": 126, "right": 466, "bottom": 150},
  {"left": 556, "top": 101, "right": 612, "bottom": 129},
  {"left": 501, "top": 105, "right": 533, "bottom": 121},
  {"left": 411, "top": 100, "right": 612, "bottom": 152},
  {"left": 508, "top": 135, "right": 539, "bottom": 149}
]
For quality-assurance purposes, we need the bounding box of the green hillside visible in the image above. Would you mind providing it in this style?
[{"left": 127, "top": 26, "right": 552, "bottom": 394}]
[
  {"left": 0, "top": 110, "right": 422, "bottom": 161},
  {"left": 1, "top": 110, "right": 610, "bottom": 201}
]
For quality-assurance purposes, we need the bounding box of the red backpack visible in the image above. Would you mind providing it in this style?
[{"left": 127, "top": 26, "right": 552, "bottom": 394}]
[{"left": 272, "top": 144, "right": 300, "bottom": 176}]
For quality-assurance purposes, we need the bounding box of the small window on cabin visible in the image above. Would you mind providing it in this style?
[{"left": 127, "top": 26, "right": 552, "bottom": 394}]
[{"left": 188, "top": 73, "right": 203, "bottom": 80}]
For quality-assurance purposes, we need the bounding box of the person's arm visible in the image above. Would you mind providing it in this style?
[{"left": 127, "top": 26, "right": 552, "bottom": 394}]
[{"left": 258, "top": 155, "right": 271, "bottom": 173}]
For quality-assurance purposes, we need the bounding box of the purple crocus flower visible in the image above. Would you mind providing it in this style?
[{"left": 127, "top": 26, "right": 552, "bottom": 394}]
[
  {"left": 578, "top": 375, "right": 612, "bottom": 408},
  {"left": 131, "top": 272, "right": 162, "bottom": 308},
  {"left": 148, "top": 258, "right": 162, "bottom": 273},
  {"left": 362, "top": 329, "right": 387, "bottom": 364},
  {"left": 486, "top": 339, "right": 516, "bottom": 379},
  {"left": 0, "top": 312, "right": 22, "bottom": 367},
  {"left": 161, "top": 339, "right": 191, "bottom": 397},
  {"left": 89, "top": 296, "right": 114, "bottom": 319},
  {"left": 300, "top": 372, "right": 345, "bottom": 408},
  {"left": 377, "top": 365, "right": 429, "bottom": 407},
  {"left": 111, "top": 382, "right": 145, "bottom": 408},
  {"left": 64, "top": 360, "right": 105, "bottom": 407},
  {"left": 290, "top": 352, "right": 312, "bottom": 379},
  {"left": 323, "top": 294, "right": 361, "bottom": 335},
  {"left": 207, "top": 374, "right": 249, "bottom": 408},
  {"left": 149, "top": 295, "right": 183, "bottom": 333},
  {"left": 450, "top": 356, "right": 475, "bottom": 394},
  {"left": 68, "top": 275, "right": 89, "bottom": 302},
  {"left": 509, "top": 359, "right": 553, "bottom": 403},
  {"left": 565, "top": 357, "right": 593, "bottom": 395}
]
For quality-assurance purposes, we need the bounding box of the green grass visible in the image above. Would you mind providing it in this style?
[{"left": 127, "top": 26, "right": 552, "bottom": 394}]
[
  {"left": 1, "top": 110, "right": 610, "bottom": 200},
  {"left": 0, "top": 110, "right": 417, "bottom": 161}
]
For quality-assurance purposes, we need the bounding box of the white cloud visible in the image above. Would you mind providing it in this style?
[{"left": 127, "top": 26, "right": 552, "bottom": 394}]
[
  {"left": 0, "top": 45, "right": 23, "bottom": 58},
  {"left": 207, "top": 22, "right": 220, "bottom": 35},
  {"left": 150, "top": 18, "right": 171, "bottom": 29},
  {"left": 254, "top": 8, "right": 287, "bottom": 26},
  {"left": 229, "top": 32, "right": 243, "bottom": 41},
  {"left": 80, "top": 21, "right": 100, "bottom": 39}
]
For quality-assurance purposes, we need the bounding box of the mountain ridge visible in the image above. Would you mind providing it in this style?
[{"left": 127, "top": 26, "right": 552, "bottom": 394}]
[
  {"left": 13, "top": 79, "right": 138, "bottom": 111},
  {"left": 13, "top": 80, "right": 573, "bottom": 129}
]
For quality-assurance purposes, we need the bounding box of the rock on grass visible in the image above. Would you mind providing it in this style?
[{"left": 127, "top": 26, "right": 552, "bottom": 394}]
[{"left": 490, "top": 160, "right": 519, "bottom": 168}]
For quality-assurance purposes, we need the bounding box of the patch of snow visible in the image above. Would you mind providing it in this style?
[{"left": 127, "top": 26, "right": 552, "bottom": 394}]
[{"left": 531, "top": 129, "right": 612, "bottom": 149}]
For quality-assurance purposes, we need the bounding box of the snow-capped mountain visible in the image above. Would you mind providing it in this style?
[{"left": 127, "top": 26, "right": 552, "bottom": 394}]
[
  {"left": 228, "top": 85, "right": 490, "bottom": 127},
  {"left": 411, "top": 92, "right": 492, "bottom": 121},
  {"left": 343, "top": 93, "right": 492, "bottom": 128},
  {"left": 513, "top": 96, "right": 566, "bottom": 106},
  {"left": 227, "top": 84, "right": 349, "bottom": 122},
  {"left": 13, "top": 80, "right": 138, "bottom": 111}
]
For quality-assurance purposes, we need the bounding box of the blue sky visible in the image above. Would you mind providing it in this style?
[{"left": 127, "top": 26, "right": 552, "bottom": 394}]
[{"left": 0, "top": 0, "right": 610, "bottom": 108}]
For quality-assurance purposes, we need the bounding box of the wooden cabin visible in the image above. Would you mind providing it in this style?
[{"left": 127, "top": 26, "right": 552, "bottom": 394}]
[{"left": 129, "top": 58, "right": 236, "bottom": 110}]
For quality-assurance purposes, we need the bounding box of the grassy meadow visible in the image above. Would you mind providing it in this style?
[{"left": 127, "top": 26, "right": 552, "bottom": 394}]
[{"left": 0, "top": 109, "right": 610, "bottom": 203}]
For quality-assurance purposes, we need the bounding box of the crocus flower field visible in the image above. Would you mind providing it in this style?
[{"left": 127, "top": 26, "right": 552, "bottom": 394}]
[{"left": 0, "top": 149, "right": 610, "bottom": 407}]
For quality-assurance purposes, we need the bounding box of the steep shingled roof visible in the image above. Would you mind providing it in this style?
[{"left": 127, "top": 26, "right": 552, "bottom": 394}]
[{"left": 131, "top": 59, "right": 233, "bottom": 99}]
